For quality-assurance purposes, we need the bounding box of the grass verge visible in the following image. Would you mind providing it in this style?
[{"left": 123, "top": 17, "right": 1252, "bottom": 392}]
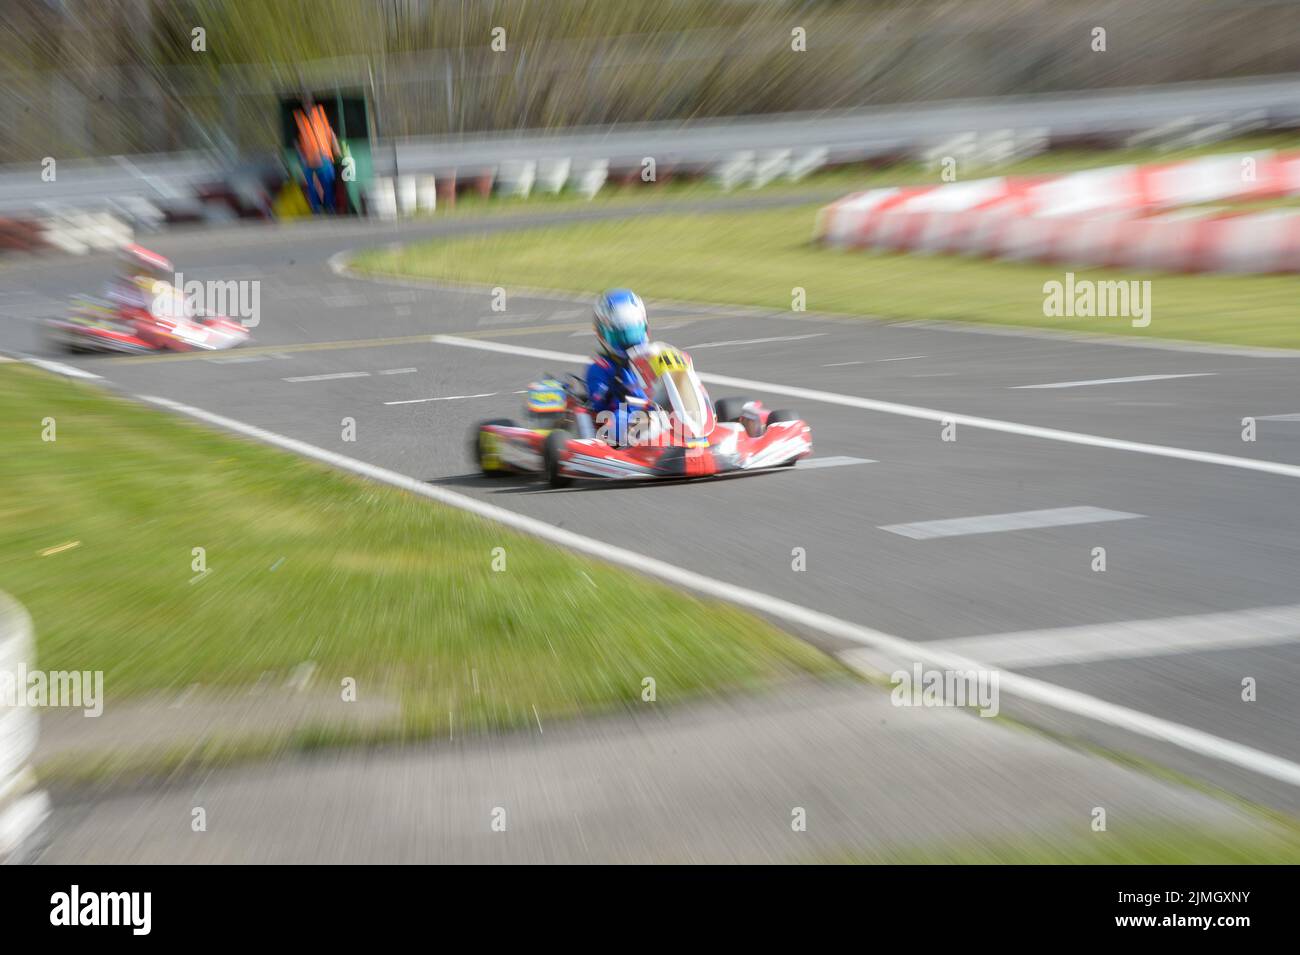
[
  {"left": 854, "top": 826, "right": 1300, "bottom": 864},
  {"left": 0, "top": 364, "right": 836, "bottom": 764},
  {"left": 354, "top": 136, "right": 1300, "bottom": 350}
]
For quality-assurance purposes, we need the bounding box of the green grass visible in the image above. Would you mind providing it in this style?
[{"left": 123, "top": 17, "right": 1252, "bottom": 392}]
[
  {"left": 841, "top": 826, "right": 1300, "bottom": 864},
  {"left": 355, "top": 205, "right": 1300, "bottom": 351},
  {"left": 354, "top": 133, "right": 1300, "bottom": 350},
  {"left": 0, "top": 364, "right": 835, "bottom": 743}
]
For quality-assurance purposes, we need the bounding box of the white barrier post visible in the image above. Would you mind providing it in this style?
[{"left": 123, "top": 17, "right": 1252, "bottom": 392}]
[
  {"left": 536, "top": 158, "right": 572, "bottom": 194},
  {"left": 496, "top": 160, "right": 538, "bottom": 198},
  {"left": 712, "top": 151, "right": 755, "bottom": 191},
  {"left": 572, "top": 159, "right": 609, "bottom": 199},
  {"left": 396, "top": 176, "right": 419, "bottom": 216},
  {"left": 416, "top": 175, "right": 438, "bottom": 213},
  {"left": 751, "top": 150, "right": 791, "bottom": 189},
  {"left": 0, "top": 592, "right": 49, "bottom": 862},
  {"left": 366, "top": 178, "right": 398, "bottom": 220},
  {"left": 786, "top": 148, "right": 828, "bottom": 182}
]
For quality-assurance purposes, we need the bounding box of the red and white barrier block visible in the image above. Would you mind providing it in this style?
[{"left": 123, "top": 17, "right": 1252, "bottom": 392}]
[{"left": 817, "top": 151, "right": 1300, "bottom": 274}]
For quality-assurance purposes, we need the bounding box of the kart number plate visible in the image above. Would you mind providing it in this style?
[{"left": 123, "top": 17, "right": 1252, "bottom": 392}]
[{"left": 649, "top": 348, "right": 687, "bottom": 376}]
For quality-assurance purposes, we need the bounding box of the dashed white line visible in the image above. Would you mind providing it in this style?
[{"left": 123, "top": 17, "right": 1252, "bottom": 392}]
[
  {"left": 686, "top": 333, "right": 825, "bottom": 349},
  {"left": 384, "top": 392, "right": 498, "bottom": 405},
  {"left": 283, "top": 372, "right": 371, "bottom": 383},
  {"left": 1011, "top": 373, "right": 1217, "bottom": 390},
  {"left": 133, "top": 392, "right": 1300, "bottom": 788},
  {"left": 920, "top": 604, "right": 1300, "bottom": 668},
  {"left": 879, "top": 506, "right": 1143, "bottom": 540},
  {"left": 794, "top": 455, "right": 876, "bottom": 470},
  {"left": 378, "top": 367, "right": 418, "bottom": 376},
  {"left": 429, "top": 336, "right": 1300, "bottom": 481},
  {"left": 823, "top": 361, "right": 864, "bottom": 367},
  {"left": 877, "top": 355, "right": 926, "bottom": 362}
]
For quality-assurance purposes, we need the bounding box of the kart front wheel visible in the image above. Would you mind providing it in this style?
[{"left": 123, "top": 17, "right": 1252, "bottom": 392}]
[
  {"left": 765, "top": 410, "right": 802, "bottom": 465},
  {"left": 543, "top": 429, "right": 574, "bottom": 488},
  {"left": 473, "top": 419, "right": 517, "bottom": 476}
]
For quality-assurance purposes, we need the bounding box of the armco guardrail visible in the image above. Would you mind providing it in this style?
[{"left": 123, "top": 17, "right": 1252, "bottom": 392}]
[
  {"left": 0, "top": 151, "right": 223, "bottom": 217},
  {"left": 0, "top": 592, "right": 48, "bottom": 862},
  {"left": 4, "top": 74, "right": 1300, "bottom": 220},
  {"left": 383, "top": 73, "right": 1300, "bottom": 176}
]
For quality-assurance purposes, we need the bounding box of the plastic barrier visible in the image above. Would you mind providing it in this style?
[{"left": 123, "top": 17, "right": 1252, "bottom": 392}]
[{"left": 817, "top": 151, "right": 1300, "bottom": 273}]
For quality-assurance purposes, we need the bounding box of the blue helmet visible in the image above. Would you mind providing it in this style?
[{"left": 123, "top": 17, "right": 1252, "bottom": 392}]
[{"left": 593, "top": 289, "right": 648, "bottom": 360}]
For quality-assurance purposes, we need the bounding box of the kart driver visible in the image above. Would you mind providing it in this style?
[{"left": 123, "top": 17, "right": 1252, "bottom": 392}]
[
  {"left": 586, "top": 289, "right": 650, "bottom": 442},
  {"left": 106, "top": 244, "right": 175, "bottom": 316}
]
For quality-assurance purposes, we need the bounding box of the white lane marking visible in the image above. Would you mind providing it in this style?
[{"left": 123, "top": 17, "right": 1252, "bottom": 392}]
[
  {"left": 1011, "top": 373, "right": 1216, "bottom": 390},
  {"left": 877, "top": 355, "right": 926, "bottom": 362},
  {"left": 823, "top": 361, "right": 864, "bottom": 367},
  {"left": 378, "top": 367, "right": 418, "bottom": 375},
  {"left": 430, "top": 336, "right": 1300, "bottom": 481},
  {"left": 283, "top": 372, "right": 370, "bottom": 383},
  {"left": 880, "top": 506, "right": 1142, "bottom": 540},
  {"left": 795, "top": 455, "right": 876, "bottom": 470},
  {"left": 1259, "top": 413, "right": 1300, "bottom": 421},
  {"left": 922, "top": 604, "right": 1300, "bottom": 668},
  {"left": 384, "top": 392, "right": 497, "bottom": 405},
  {"left": 205, "top": 355, "right": 268, "bottom": 364},
  {"left": 21, "top": 358, "right": 102, "bottom": 380},
  {"left": 685, "top": 333, "right": 826, "bottom": 349},
  {"left": 134, "top": 393, "right": 1300, "bottom": 788},
  {"left": 886, "top": 316, "right": 1300, "bottom": 357}
]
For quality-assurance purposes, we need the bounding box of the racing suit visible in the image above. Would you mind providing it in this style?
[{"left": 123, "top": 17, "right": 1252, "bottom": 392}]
[
  {"left": 105, "top": 276, "right": 154, "bottom": 314},
  {"left": 585, "top": 355, "right": 647, "bottom": 444}
]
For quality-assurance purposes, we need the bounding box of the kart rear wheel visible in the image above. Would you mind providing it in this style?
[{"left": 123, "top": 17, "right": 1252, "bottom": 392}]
[
  {"left": 543, "top": 429, "right": 574, "bottom": 488},
  {"left": 473, "top": 419, "right": 517, "bottom": 477},
  {"left": 714, "top": 397, "right": 754, "bottom": 422},
  {"left": 765, "top": 410, "right": 801, "bottom": 465}
]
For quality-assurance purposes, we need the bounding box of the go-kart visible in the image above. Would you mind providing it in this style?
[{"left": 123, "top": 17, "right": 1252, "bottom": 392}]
[
  {"left": 45, "top": 282, "right": 251, "bottom": 354},
  {"left": 472, "top": 341, "right": 812, "bottom": 487}
]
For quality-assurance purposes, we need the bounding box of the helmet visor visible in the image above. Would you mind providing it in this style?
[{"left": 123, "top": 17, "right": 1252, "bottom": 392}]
[{"left": 605, "top": 320, "right": 646, "bottom": 350}]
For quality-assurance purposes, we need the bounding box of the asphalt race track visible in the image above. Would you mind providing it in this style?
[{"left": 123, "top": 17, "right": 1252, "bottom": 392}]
[{"left": 4, "top": 207, "right": 1300, "bottom": 815}]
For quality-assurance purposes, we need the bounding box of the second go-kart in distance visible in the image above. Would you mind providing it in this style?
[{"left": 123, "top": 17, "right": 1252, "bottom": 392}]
[{"left": 44, "top": 244, "right": 251, "bottom": 354}]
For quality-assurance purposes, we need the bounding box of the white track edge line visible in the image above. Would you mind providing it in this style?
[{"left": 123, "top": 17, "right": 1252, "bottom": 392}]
[
  {"left": 431, "top": 334, "right": 1300, "bottom": 481},
  {"left": 136, "top": 392, "right": 1300, "bottom": 787}
]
